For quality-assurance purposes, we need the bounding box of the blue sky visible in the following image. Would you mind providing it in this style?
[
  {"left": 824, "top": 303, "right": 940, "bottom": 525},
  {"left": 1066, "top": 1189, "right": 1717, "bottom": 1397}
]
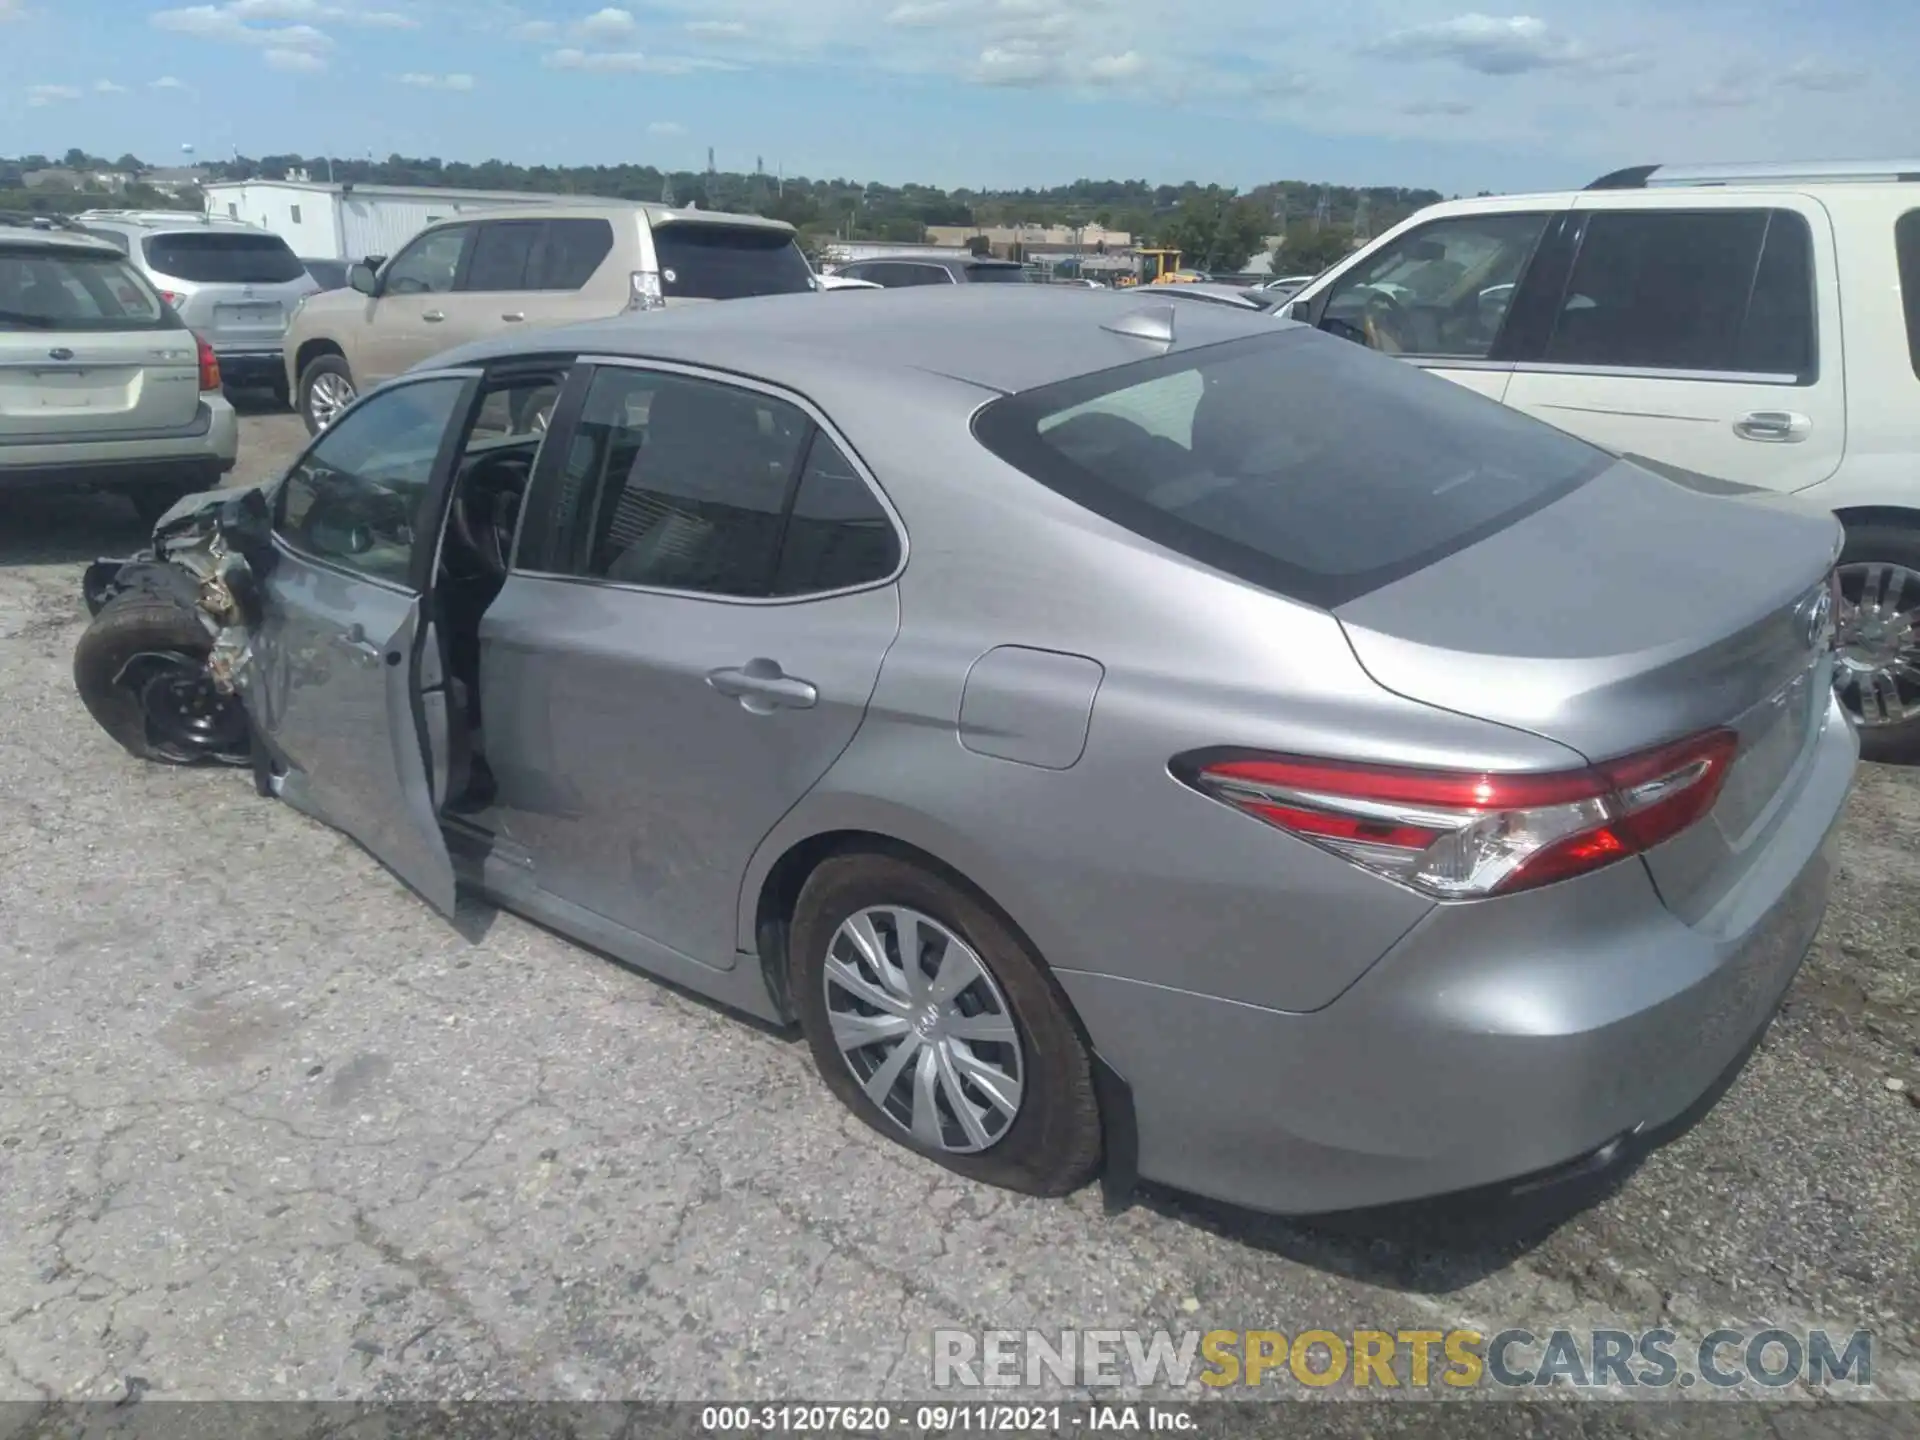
[{"left": 3, "top": 1, "right": 1915, "bottom": 195}]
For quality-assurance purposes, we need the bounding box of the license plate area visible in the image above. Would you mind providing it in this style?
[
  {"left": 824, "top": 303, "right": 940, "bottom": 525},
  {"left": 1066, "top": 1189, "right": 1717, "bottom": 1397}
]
[{"left": 215, "top": 303, "right": 283, "bottom": 328}]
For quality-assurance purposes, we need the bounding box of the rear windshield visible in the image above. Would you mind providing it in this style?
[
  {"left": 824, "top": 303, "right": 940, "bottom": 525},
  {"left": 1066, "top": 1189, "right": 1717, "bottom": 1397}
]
[
  {"left": 652, "top": 224, "right": 813, "bottom": 299},
  {"left": 0, "top": 244, "right": 176, "bottom": 332},
  {"left": 966, "top": 264, "right": 1029, "bottom": 283},
  {"left": 142, "top": 231, "right": 306, "bottom": 284},
  {"left": 972, "top": 330, "right": 1609, "bottom": 609}
]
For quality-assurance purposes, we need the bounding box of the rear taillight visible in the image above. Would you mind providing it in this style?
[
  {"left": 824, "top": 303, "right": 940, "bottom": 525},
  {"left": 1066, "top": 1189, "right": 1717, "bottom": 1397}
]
[
  {"left": 194, "top": 333, "right": 221, "bottom": 392},
  {"left": 159, "top": 290, "right": 181, "bottom": 307},
  {"left": 1180, "top": 728, "right": 1738, "bottom": 899},
  {"left": 626, "top": 268, "right": 664, "bottom": 312}
]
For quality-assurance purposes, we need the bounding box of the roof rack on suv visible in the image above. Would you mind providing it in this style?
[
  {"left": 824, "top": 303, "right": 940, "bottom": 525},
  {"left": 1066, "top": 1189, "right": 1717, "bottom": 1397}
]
[
  {"left": 71, "top": 209, "right": 216, "bottom": 227},
  {"left": 0, "top": 211, "right": 94, "bottom": 233},
  {"left": 1586, "top": 159, "right": 1920, "bottom": 189}
]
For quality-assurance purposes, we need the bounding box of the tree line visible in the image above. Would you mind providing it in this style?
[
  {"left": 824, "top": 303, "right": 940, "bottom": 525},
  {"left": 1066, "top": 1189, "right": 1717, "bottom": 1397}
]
[{"left": 3, "top": 149, "right": 1450, "bottom": 274}]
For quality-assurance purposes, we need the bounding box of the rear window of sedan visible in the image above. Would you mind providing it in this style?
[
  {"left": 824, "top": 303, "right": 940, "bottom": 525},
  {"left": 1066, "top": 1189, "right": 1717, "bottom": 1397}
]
[
  {"left": 972, "top": 329, "right": 1609, "bottom": 608},
  {"left": 142, "top": 231, "right": 307, "bottom": 285},
  {"left": 0, "top": 244, "right": 176, "bottom": 331}
]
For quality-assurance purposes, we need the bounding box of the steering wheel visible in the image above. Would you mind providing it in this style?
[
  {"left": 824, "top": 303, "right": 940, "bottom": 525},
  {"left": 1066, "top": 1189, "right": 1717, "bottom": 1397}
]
[{"left": 448, "top": 459, "right": 525, "bottom": 578}]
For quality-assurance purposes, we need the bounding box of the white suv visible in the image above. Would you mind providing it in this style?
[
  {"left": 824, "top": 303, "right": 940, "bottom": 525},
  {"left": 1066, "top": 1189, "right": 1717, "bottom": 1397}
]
[{"left": 1282, "top": 159, "right": 1920, "bottom": 760}]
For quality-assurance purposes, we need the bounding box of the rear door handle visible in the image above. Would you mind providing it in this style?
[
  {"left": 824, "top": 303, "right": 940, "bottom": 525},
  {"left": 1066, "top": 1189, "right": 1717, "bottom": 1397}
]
[
  {"left": 706, "top": 659, "right": 818, "bottom": 714},
  {"left": 1734, "top": 410, "right": 1811, "bottom": 443},
  {"left": 422, "top": 310, "right": 446, "bottom": 323},
  {"left": 501, "top": 312, "right": 525, "bottom": 322},
  {"left": 340, "top": 623, "right": 396, "bottom": 664}
]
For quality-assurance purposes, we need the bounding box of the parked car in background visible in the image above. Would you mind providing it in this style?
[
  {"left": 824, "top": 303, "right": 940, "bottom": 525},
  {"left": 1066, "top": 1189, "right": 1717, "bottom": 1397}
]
[
  {"left": 1150, "top": 283, "right": 1277, "bottom": 311},
  {"left": 831, "top": 255, "right": 1030, "bottom": 287},
  {"left": 816, "top": 273, "right": 882, "bottom": 291},
  {"left": 73, "top": 287, "right": 1853, "bottom": 1216},
  {"left": 1251, "top": 273, "right": 1317, "bottom": 301},
  {"left": 282, "top": 200, "right": 812, "bottom": 434},
  {"left": 1, "top": 221, "right": 235, "bottom": 523},
  {"left": 1281, "top": 159, "right": 1920, "bottom": 760},
  {"left": 301, "top": 257, "right": 351, "bottom": 291},
  {"left": 74, "top": 211, "right": 316, "bottom": 405}
]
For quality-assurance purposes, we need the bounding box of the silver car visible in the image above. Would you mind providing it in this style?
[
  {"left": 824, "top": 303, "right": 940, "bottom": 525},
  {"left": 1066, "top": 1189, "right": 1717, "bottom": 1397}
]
[
  {"left": 2, "top": 220, "right": 237, "bottom": 523},
  {"left": 73, "top": 287, "right": 1856, "bottom": 1215},
  {"left": 77, "top": 212, "right": 317, "bottom": 401}
]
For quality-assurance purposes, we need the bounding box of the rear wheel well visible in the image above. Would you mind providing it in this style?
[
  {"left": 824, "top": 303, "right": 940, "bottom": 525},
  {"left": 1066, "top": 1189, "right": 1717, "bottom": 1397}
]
[
  {"left": 753, "top": 830, "right": 1045, "bottom": 1025},
  {"left": 1835, "top": 506, "right": 1920, "bottom": 537},
  {"left": 294, "top": 338, "right": 346, "bottom": 379}
]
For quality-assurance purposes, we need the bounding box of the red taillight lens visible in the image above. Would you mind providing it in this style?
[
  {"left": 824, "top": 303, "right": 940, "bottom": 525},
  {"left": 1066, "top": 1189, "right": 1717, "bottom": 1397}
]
[
  {"left": 194, "top": 333, "right": 221, "bottom": 392},
  {"left": 1182, "top": 728, "right": 1738, "bottom": 899},
  {"left": 159, "top": 290, "right": 181, "bottom": 307}
]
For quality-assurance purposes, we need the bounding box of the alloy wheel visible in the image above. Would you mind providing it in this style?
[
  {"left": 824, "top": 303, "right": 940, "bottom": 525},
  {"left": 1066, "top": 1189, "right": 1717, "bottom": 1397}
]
[
  {"left": 821, "top": 906, "right": 1024, "bottom": 1154},
  {"left": 1834, "top": 561, "right": 1920, "bottom": 727},
  {"left": 308, "top": 372, "right": 356, "bottom": 430}
]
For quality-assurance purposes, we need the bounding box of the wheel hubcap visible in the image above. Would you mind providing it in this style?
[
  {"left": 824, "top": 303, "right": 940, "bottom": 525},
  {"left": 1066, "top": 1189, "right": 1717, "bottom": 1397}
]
[
  {"left": 309, "top": 372, "right": 355, "bottom": 429},
  {"left": 1834, "top": 561, "right": 1920, "bottom": 727},
  {"left": 822, "top": 906, "right": 1024, "bottom": 1154}
]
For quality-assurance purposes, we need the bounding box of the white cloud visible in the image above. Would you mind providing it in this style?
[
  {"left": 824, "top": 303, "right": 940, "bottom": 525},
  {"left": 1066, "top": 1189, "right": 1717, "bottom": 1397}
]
[
  {"left": 510, "top": 19, "right": 558, "bottom": 39},
  {"left": 397, "top": 71, "right": 476, "bottom": 90},
  {"left": 1082, "top": 50, "right": 1144, "bottom": 84},
  {"left": 0, "top": 0, "right": 26, "bottom": 20},
  {"left": 970, "top": 44, "right": 1056, "bottom": 87},
  {"left": 647, "top": 120, "right": 686, "bottom": 136},
  {"left": 265, "top": 46, "right": 327, "bottom": 70},
  {"left": 1367, "top": 14, "right": 1585, "bottom": 75},
  {"left": 152, "top": 6, "right": 334, "bottom": 50},
  {"left": 149, "top": 74, "right": 190, "bottom": 88},
  {"left": 578, "top": 6, "right": 638, "bottom": 42},
  {"left": 1778, "top": 58, "right": 1866, "bottom": 93},
  {"left": 95, "top": 78, "right": 131, "bottom": 93},
  {"left": 543, "top": 48, "right": 735, "bottom": 74},
  {"left": 27, "top": 83, "right": 82, "bottom": 106},
  {"left": 685, "top": 19, "right": 747, "bottom": 39}
]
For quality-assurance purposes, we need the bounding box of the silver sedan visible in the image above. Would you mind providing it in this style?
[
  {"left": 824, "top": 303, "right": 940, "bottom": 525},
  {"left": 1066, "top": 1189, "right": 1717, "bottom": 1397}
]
[{"left": 73, "top": 286, "right": 1857, "bottom": 1216}]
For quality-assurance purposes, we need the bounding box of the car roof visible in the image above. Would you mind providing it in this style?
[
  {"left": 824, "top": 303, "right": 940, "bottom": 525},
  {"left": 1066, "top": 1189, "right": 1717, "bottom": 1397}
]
[
  {"left": 76, "top": 214, "right": 277, "bottom": 237},
  {"left": 422, "top": 201, "right": 795, "bottom": 234},
  {"left": 428, "top": 284, "right": 1295, "bottom": 396},
  {"left": 0, "top": 224, "right": 122, "bottom": 255}
]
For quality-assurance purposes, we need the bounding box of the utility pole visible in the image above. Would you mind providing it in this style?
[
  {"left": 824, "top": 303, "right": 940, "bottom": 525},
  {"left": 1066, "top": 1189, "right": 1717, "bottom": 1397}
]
[
  {"left": 1352, "top": 194, "right": 1371, "bottom": 244},
  {"left": 1311, "top": 186, "right": 1330, "bottom": 234}
]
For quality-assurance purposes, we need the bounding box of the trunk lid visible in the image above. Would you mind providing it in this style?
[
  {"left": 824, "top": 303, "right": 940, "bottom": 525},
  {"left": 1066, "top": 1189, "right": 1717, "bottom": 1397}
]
[
  {"left": 140, "top": 231, "right": 314, "bottom": 352},
  {"left": 0, "top": 241, "right": 202, "bottom": 438},
  {"left": 1335, "top": 459, "right": 1841, "bottom": 919}
]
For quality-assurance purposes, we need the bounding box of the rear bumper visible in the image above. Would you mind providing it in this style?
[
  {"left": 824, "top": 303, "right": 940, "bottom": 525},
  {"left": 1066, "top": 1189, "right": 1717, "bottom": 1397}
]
[
  {"left": 1060, "top": 697, "right": 1858, "bottom": 1215},
  {"left": 213, "top": 348, "right": 288, "bottom": 387},
  {"left": 0, "top": 396, "right": 238, "bottom": 492}
]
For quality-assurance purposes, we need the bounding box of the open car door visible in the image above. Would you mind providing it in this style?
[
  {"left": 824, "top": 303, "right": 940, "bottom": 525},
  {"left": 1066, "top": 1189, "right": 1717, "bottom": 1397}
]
[{"left": 240, "top": 370, "right": 482, "bottom": 916}]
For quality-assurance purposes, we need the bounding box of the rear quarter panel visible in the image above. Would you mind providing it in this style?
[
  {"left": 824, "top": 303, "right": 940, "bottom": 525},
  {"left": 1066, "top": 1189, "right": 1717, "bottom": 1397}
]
[{"left": 740, "top": 366, "right": 1592, "bottom": 1014}]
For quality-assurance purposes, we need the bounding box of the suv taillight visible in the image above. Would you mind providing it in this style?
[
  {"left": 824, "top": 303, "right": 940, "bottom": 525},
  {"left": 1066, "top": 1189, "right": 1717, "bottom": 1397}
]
[
  {"left": 159, "top": 290, "right": 181, "bottom": 307},
  {"left": 194, "top": 333, "right": 221, "bottom": 392},
  {"left": 1178, "top": 728, "right": 1738, "bottom": 899},
  {"left": 626, "top": 268, "right": 665, "bottom": 312}
]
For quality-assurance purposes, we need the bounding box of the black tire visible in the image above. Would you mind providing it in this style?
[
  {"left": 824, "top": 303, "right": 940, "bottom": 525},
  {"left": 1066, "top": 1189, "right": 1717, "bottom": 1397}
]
[
  {"left": 296, "top": 352, "right": 355, "bottom": 435},
  {"left": 72, "top": 591, "right": 249, "bottom": 766},
  {"left": 1836, "top": 523, "right": 1920, "bottom": 764},
  {"left": 128, "top": 485, "right": 195, "bottom": 529},
  {"left": 789, "top": 851, "right": 1101, "bottom": 1196}
]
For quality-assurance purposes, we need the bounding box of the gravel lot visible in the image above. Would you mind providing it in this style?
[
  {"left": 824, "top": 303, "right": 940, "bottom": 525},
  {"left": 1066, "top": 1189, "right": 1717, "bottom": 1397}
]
[{"left": 0, "top": 409, "right": 1914, "bottom": 1423}]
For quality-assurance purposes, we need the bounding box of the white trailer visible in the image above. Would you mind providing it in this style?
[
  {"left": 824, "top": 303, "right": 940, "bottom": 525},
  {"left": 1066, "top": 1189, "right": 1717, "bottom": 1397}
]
[{"left": 199, "top": 179, "right": 597, "bottom": 262}]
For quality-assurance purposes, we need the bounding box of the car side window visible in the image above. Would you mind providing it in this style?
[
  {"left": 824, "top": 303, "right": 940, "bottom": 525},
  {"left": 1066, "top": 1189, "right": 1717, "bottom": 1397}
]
[
  {"left": 1541, "top": 208, "right": 1815, "bottom": 379},
  {"left": 462, "top": 220, "right": 540, "bottom": 292},
  {"left": 770, "top": 434, "right": 900, "bottom": 595},
  {"left": 383, "top": 225, "right": 471, "bottom": 295},
  {"left": 529, "top": 218, "right": 615, "bottom": 290},
  {"left": 865, "top": 264, "right": 921, "bottom": 289},
  {"left": 1320, "top": 212, "right": 1551, "bottom": 360},
  {"left": 272, "top": 377, "right": 469, "bottom": 586},
  {"left": 1897, "top": 211, "right": 1920, "bottom": 382},
  {"left": 539, "top": 367, "right": 812, "bottom": 596},
  {"left": 835, "top": 264, "right": 869, "bottom": 282}
]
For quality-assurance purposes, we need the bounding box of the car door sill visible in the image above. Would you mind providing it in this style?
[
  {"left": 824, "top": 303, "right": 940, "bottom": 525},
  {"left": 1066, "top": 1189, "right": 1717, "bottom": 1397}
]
[{"left": 439, "top": 819, "right": 784, "bottom": 1025}]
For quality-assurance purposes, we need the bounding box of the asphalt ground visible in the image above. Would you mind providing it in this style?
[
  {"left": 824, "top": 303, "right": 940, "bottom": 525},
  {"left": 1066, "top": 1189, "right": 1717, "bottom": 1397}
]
[{"left": 0, "top": 406, "right": 1913, "bottom": 1432}]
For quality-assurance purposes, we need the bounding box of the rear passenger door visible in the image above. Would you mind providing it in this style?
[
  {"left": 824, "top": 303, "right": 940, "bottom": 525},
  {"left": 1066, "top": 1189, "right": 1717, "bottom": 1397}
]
[
  {"left": 477, "top": 361, "right": 905, "bottom": 968},
  {"left": 453, "top": 217, "right": 618, "bottom": 340},
  {"left": 1500, "top": 195, "right": 1845, "bottom": 493}
]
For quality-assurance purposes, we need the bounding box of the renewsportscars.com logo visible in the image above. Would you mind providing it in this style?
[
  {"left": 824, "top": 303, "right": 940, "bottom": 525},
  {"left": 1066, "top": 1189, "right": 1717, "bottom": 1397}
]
[{"left": 932, "top": 1328, "right": 1876, "bottom": 1393}]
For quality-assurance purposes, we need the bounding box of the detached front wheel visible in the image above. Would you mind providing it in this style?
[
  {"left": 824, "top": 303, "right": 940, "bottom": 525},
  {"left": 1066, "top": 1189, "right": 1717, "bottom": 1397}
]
[
  {"left": 73, "top": 591, "right": 250, "bottom": 766},
  {"left": 1834, "top": 524, "right": 1920, "bottom": 764}
]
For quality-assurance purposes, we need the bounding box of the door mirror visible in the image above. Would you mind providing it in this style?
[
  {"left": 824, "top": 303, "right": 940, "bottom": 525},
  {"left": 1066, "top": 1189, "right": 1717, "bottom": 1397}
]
[
  {"left": 1287, "top": 299, "right": 1311, "bottom": 321},
  {"left": 348, "top": 261, "right": 379, "bottom": 296}
]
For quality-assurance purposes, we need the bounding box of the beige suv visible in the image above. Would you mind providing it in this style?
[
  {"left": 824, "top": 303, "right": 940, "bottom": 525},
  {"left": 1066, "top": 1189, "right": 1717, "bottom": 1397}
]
[{"left": 282, "top": 200, "right": 812, "bottom": 432}]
